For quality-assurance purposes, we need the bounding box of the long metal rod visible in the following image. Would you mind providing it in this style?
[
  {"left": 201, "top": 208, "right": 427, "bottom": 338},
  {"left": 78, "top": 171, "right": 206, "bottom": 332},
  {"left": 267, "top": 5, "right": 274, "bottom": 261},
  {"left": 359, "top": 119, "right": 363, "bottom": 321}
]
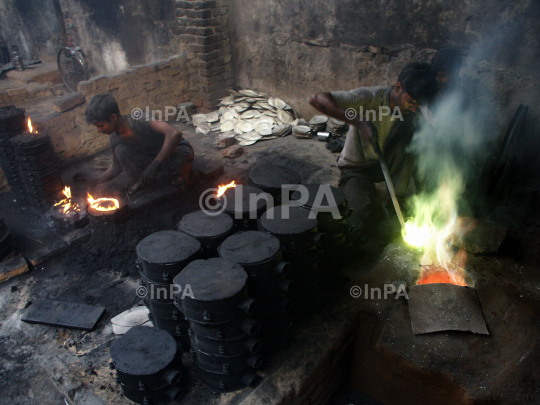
[{"left": 371, "top": 140, "right": 406, "bottom": 229}]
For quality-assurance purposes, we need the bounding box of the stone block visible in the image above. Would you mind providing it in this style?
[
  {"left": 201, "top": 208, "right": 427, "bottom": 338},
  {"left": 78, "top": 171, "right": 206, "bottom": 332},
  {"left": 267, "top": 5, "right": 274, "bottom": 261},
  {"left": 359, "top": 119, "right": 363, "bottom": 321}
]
[
  {"left": 187, "top": 27, "right": 214, "bottom": 36},
  {"left": 186, "top": 9, "right": 212, "bottom": 19},
  {"left": 198, "top": 50, "right": 223, "bottom": 61},
  {"left": 176, "top": 0, "right": 194, "bottom": 8},
  {"left": 222, "top": 145, "right": 244, "bottom": 159},
  {"left": 179, "top": 34, "right": 197, "bottom": 43},
  {"left": 214, "top": 132, "right": 236, "bottom": 149},
  {"left": 199, "top": 65, "right": 226, "bottom": 77},
  {"left": 0, "top": 255, "right": 29, "bottom": 284},
  {"left": 53, "top": 92, "right": 86, "bottom": 112},
  {"left": 7, "top": 87, "right": 27, "bottom": 97},
  {"left": 189, "top": 17, "right": 221, "bottom": 27},
  {"left": 196, "top": 34, "right": 221, "bottom": 45},
  {"left": 192, "top": 0, "right": 217, "bottom": 9},
  {"left": 175, "top": 8, "right": 186, "bottom": 17}
]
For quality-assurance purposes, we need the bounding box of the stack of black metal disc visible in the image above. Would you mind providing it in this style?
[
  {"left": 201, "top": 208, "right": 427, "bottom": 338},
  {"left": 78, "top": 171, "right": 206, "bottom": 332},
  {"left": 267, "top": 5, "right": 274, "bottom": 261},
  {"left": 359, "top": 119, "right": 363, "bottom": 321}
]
[
  {"left": 217, "top": 185, "right": 268, "bottom": 231},
  {"left": 110, "top": 326, "right": 186, "bottom": 405},
  {"left": 248, "top": 164, "right": 301, "bottom": 203},
  {"left": 218, "top": 231, "right": 294, "bottom": 352},
  {"left": 259, "top": 205, "right": 326, "bottom": 319},
  {"left": 0, "top": 217, "right": 13, "bottom": 261},
  {"left": 0, "top": 106, "right": 28, "bottom": 205},
  {"left": 10, "top": 131, "right": 63, "bottom": 209},
  {"left": 291, "top": 184, "right": 353, "bottom": 269},
  {"left": 177, "top": 210, "right": 235, "bottom": 258},
  {"left": 136, "top": 230, "right": 203, "bottom": 350},
  {"left": 173, "top": 258, "right": 262, "bottom": 392}
]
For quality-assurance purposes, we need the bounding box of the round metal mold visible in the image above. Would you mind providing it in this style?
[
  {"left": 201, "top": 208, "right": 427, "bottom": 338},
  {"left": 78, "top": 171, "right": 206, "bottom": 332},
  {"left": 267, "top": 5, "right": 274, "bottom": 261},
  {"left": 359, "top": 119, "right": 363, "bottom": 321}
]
[
  {"left": 248, "top": 164, "right": 301, "bottom": 200},
  {"left": 87, "top": 196, "right": 130, "bottom": 225},
  {"left": 118, "top": 382, "right": 186, "bottom": 405},
  {"left": 140, "top": 272, "right": 175, "bottom": 304},
  {"left": 149, "top": 315, "right": 191, "bottom": 349},
  {"left": 195, "top": 364, "right": 262, "bottom": 392},
  {"left": 110, "top": 326, "right": 183, "bottom": 392},
  {"left": 14, "top": 142, "right": 52, "bottom": 156},
  {"left": 177, "top": 210, "right": 234, "bottom": 258},
  {"left": 190, "top": 329, "right": 262, "bottom": 356},
  {"left": 145, "top": 299, "right": 184, "bottom": 321},
  {"left": 49, "top": 197, "right": 89, "bottom": 231},
  {"left": 10, "top": 131, "right": 50, "bottom": 149},
  {"left": 189, "top": 316, "right": 260, "bottom": 341},
  {"left": 137, "top": 230, "right": 202, "bottom": 283},
  {"left": 259, "top": 205, "right": 326, "bottom": 250},
  {"left": 0, "top": 106, "right": 26, "bottom": 133},
  {"left": 218, "top": 231, "right": 281, "bottom": 265},
  {"left": 173, "top": 258, "right": 254, "bottom": 324},
  {"left": 191, "top": 345, "right": 262, "bottom": 375},
  {"left": 217, "top": 185, "right": 268, "bottom": 230}
]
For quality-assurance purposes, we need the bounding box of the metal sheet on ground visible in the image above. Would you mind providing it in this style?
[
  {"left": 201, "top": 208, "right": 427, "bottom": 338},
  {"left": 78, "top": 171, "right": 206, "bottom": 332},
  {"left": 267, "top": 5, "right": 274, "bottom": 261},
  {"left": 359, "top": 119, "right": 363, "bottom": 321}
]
[
  {"left": 22, "top": 299, "right": 105, "bottom": 331},
  {"left": 408, "top": 284, "right": 489, "bottom": 335}
]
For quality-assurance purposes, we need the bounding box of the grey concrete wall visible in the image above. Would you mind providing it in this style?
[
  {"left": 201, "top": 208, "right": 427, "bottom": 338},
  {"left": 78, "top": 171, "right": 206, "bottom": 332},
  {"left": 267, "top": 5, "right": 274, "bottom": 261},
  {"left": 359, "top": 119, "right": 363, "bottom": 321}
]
[
  {"left": 58, "top": 0, "right": 182, "bottom": 75},
  {"left": 0, "top": 0, "right": 64, "bottom": 63},
  {"left": 226, "top": 0, "right": 540, "bottom": 168},
  {"left": 0, "top": 0, "right": 182, "bottom": 74}
]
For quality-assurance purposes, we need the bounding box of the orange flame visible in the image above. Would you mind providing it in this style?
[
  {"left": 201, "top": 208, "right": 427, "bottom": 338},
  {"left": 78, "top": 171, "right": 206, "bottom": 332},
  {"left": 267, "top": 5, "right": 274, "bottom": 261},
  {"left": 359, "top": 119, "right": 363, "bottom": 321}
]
[
  {"left": 87, "top": 192, "right": 120, "bottom": 212},
  {"left": 27, "top": 118, "right": 37, "bottom": 134},
  {"left": 217, "top": 181, "right": 236, "bottom": 198},
  {"left": 416, "top": 265, "right": 468, "bottom": 286},
  {"left": 54, "top": 186, "right": 80, "bottom": 214}
]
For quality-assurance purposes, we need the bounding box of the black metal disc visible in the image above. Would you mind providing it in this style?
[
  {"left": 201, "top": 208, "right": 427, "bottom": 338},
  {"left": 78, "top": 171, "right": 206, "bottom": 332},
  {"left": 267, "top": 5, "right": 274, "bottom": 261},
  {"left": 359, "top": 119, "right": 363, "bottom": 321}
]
[
  {"left": 174, "top": 258, "right": 247, "bottom": 301},
  {"left": 178, "top": 210, "right": 233, "bottom": 238},
  {"left": 137, "top": 230, "right": 201, "bottom": 265},
  {"left": 110, "top": 326, "right": 177, "bottom": 376},
  {"left": 248, "top": 164, "right": 300, "bottom": 190},
  {"left": 218, "top": 185, "right": 267, "bottom": 215},
  {"left": 291, "top": 184, "right": 346, "bottom": 208},
  {"left": 218, "top": 231, "right": 280, "bottom": 264},
  {"left": 260, "top": 205, "right": 317, "bottom": 235}
]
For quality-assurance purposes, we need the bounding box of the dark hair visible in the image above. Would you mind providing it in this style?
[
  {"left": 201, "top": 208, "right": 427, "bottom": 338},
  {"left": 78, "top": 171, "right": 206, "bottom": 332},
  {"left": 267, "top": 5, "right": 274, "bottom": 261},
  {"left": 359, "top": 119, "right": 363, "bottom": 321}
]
[
  {"left": 397, "top": 62, "right": 438, "bottom": 103},
  {"left": 431, "top": 48, "right": 462, "bottom": 75},
  {"left": 85, "top": 93, "right": 120, "bottom": 124}
]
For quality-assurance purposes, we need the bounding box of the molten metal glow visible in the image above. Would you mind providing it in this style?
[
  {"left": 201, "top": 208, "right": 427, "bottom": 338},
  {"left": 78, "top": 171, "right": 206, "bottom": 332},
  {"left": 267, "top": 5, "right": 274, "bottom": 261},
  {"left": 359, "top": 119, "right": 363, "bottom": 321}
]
[
  {"left": 402, "top": 177, "right": 472, "bottom": 286},
  {"left": 217, "top": 181, "right": 236, "bottom": 198},
  {"left": 87, "top": 193, "right": 120, "bottom": 212},
  {"left": 54, "top": 186, "right": 80, "bottom": 215},
  {"left": 416, "top": 265, "right": 468, "bottom": 286}
]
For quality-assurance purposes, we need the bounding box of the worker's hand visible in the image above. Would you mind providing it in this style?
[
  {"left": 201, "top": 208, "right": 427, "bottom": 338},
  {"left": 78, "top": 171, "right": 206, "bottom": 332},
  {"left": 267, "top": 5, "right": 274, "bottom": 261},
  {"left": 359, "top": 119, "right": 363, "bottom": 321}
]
[{"left": 141, "top": 160, "right": 161, "bottom": 186}]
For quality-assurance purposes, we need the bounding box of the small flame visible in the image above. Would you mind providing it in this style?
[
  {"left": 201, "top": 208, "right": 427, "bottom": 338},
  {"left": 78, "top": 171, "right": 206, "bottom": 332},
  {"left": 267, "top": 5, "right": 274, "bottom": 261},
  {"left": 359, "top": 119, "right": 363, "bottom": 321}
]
[
  {"left": 217, "top": 181, "right": 236, "bottom": 198},
  {"left": 87, "top": 192, "right": 120, "bottom": 212},
  {"left": 27, "top": 118, "right": 37, "bottom": 134},
  {"left": 54, "top": 186, "right": 80, "bottom": 215}
]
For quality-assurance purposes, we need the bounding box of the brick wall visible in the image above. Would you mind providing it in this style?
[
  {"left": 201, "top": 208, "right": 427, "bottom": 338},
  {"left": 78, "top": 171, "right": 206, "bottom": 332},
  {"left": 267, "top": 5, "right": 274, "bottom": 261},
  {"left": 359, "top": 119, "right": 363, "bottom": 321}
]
[{"left": 174, "top": 0, "right": 234, "bottom": 109}]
